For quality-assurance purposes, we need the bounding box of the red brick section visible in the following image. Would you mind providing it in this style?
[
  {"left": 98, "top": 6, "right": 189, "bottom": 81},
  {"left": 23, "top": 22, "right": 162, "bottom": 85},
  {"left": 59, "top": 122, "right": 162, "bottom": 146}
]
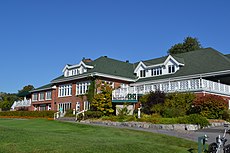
[{"left": 28, "top": 77, "right": 132, "bottom": 112}]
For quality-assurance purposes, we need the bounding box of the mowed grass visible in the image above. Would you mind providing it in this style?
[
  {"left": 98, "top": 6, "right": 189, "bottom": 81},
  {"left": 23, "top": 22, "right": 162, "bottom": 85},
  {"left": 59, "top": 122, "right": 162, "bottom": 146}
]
[{"left": 0, "top": 119, "right": 197, "bottom": 153}]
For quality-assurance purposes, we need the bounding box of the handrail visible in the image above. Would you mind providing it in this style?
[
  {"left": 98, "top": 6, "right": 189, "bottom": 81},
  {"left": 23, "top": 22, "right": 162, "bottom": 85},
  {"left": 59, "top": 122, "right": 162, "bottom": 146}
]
[
  {"left": 54, "top": 112, "right": 60, "bottom": 120},
  {"left": 76, "top": 110, "right": 87, "bottom": 121}
]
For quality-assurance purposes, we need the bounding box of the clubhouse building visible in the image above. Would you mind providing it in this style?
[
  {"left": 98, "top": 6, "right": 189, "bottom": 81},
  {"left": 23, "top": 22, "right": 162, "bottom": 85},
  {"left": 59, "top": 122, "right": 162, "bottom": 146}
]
[{"left": 11, "top": 48, "right": 230, "bottom": 113}]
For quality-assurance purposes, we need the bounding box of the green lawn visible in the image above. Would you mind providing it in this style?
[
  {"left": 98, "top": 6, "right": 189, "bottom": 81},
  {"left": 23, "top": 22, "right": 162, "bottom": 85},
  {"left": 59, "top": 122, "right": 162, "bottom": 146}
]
[{"left": 0, "top": 119, "right": 198, "bottom": 153}]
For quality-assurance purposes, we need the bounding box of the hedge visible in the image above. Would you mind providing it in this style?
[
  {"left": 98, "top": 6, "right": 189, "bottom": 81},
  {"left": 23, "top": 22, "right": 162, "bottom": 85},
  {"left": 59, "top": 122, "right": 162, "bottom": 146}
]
[{"left": 0, "top": 111, "right": 56, "bottom": 118}]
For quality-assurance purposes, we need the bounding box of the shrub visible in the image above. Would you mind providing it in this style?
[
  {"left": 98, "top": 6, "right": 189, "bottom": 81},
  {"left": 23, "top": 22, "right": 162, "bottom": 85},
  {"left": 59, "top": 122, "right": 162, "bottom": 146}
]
[
  {"left": 0, "top": 111, "right": 55, "bottom": 118},
  {"left": 140, "top": 90, "right": 166, "bottom": 114},
  {"left": 84, "top": 111, "right": 103, "bottom": 119},
  {"left": 178, "top": 114, "right": 210, "bottom": 128},
  {"left": 64, "top": 109, "right": 75, "bottom": 117},
  {"left": 222, "top": 110, "right": 230, "bottom": 121},
  {"left": 117, "top": 104, "right": 131, "bottom": 117},
  {"left": 162, "top": 107, "right": 186, "bottom": 118},
  {"left": 163, "top": 92, "right": 195, "bottom": 117},
  {"left": 192, "top": 95, "right": 228, "bottom": 119}
]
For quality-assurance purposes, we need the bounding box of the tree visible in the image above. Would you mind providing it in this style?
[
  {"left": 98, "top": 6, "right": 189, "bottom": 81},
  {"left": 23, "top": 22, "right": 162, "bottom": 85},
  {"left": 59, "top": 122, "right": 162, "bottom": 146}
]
[
  {"left": 168, "top": 36, "right": 202, "bottom": 54},
  {"left": 18, "top": 85, "right": 34, "bottom": 93},
  {"left": 86, "top": 80, "right": 95, "bottom": 103},
  {"left": 91, "top": 82, "right": 114, "bottom": 115},
  {"left": 0, "top": 93, "right": 19, "bottom": 111}
]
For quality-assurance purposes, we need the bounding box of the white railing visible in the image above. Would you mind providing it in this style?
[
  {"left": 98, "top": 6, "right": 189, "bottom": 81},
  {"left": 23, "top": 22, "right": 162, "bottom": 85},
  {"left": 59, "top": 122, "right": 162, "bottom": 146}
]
[
  {"left": 76, "top": 110, "right": 87, "bottom": 121},
  {"left": 54, "top": 112, "right": 60, "bottom": 120},
  {"left": 11, "top": 97, "right": 31, "bottom": 110},
  {"left": 112, "top": 79, "right": 230, "bottom": 101}
]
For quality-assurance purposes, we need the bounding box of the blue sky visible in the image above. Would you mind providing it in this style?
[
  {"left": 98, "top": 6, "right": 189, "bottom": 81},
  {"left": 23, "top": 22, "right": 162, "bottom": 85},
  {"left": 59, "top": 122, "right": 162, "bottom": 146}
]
[{"left": 0, "top": 0, "right": 230, "bottom": 93}]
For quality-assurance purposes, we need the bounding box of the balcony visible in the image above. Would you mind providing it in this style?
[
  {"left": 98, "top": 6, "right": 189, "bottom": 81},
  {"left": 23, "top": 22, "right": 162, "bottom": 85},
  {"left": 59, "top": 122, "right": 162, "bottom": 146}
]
[
  {"left": 11, "top": 97, "right": 31, "bottom": 110},
  {"left": 112, "top": 78, "right": 230, "bottom": 102}
]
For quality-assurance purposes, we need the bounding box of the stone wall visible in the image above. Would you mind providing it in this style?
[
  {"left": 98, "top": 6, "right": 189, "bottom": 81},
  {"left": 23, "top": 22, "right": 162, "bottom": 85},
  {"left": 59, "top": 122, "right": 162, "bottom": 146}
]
[{"left": 81, "top": 120, "right": 201, "bottom": 131}]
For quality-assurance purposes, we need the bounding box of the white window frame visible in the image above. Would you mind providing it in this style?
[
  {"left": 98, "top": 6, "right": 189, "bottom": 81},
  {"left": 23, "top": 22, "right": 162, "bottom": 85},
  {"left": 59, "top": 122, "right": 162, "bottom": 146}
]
[
  {"left": 32, "top": 93, "right": 38, "bottom": 102},
  {"left": 76, "top": 82, "right": 90, "bottom": 95},
  {"left": 102, "top": 80, "right": 114, "bottom": 88},
  {"left": 76, "top": 102, "right": 80, "bottom": 112},
  {"left": 168, "top": 65, "right": 175, "bottom": 74},
  {"left": 84, "top": 101, "right": 90, "bottom": 111},
  {"left": 151, "top": 67, "right": 162, "bottom": 76},
  {"left": 39, "top": 92, "right": 45, "bottom": 101},
  {"left": 140, "top": 70, "right": 146, "bottom": 77},
  {"left": 46, "top": 91, "right": 52, "bottom": 100},
  {"left": 58, "top": 84, "right": 72, "bottom": 97}
]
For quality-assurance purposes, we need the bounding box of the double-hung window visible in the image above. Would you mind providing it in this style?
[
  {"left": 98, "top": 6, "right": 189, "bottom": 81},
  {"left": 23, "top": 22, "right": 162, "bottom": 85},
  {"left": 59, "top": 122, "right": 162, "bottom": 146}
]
[
  {"left": 46, "top": 91, "right": 52, "bottom": 100},
  {"left": 39, "top": 92, "right": 45, "bottom": 101}
]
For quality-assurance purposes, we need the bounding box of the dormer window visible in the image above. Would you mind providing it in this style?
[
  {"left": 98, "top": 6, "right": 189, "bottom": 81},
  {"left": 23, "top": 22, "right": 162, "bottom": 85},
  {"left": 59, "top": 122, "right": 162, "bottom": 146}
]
[
  {"left": 140, "top": 70, "right": 146, "bottom": 77},
  {"left": 73, "top": 69, "right": 77, "bottom": 75},
  {"left": 151, "top": 67, "right": 162, "bottom": 76},
  {"left": 168, "top": 65, "right": 175, "bottom": 73},
  {"left": 62, "top": 60, "right": 94, "bottom": 77}
]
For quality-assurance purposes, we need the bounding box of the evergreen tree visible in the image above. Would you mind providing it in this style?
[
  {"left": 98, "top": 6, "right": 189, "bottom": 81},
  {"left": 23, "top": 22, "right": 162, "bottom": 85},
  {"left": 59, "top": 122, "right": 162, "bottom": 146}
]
[{"left": 168, "top": 37, "right": 202, "bottom": 54}]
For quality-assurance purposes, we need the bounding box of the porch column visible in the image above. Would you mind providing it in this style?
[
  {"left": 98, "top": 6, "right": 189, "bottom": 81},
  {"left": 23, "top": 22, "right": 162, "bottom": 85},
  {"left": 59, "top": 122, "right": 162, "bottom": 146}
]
[
  {"left": 218, "top": 80, "right": 220, "bottom": 91},
  {"left": 168, "top": 80, "right": 171, "bottom": 91},
  {"left": 188, "top": 80, "right": 191, "bottom": 90},
  {"left": 143, "top": 85, "right": 146, "bottom": 94},
  {"left": 200, "top": 78, "right": 203, "bottom": 89}
]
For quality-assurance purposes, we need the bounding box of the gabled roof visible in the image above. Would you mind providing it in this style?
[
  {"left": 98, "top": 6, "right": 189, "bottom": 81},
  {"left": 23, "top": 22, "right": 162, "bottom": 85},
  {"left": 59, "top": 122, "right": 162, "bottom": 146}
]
[
  {"left": 134, "top": 54, "right": 185, "bottom": 73},
  {"left": 62, "top": 61, "right": 93, "bottom": 72},
  {"left": 136, "top": 48, "right": 230, "bottom": 83}
]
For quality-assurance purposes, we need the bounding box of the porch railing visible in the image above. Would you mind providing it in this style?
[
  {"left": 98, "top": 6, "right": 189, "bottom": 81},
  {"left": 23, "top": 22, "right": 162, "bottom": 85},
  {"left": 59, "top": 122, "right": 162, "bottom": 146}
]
[
  {"left": 112, "top": 79, "right": 230, "bottom": 101},
  {"left": 11, "top": 98, "right": 31, "bottom": 110}
]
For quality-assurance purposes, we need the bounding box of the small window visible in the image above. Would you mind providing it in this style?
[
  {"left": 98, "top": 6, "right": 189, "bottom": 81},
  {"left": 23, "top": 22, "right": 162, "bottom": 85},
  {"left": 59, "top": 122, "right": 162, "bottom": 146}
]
[
  {"left": 140, "top": 70, "right": 146, "bottom": 77},
  {"left": 32, "top": 93, "right": 38, "bottom": 102},
  {"left": 168, "top": 65, "right": 175, "bottom": 73}
]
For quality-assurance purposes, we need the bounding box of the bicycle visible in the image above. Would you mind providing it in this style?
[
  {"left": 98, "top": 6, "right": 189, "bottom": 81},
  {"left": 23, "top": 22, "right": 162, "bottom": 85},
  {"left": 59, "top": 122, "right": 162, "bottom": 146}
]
[{"left": 208, "top": 124, "right": 230, "bottom": 153}]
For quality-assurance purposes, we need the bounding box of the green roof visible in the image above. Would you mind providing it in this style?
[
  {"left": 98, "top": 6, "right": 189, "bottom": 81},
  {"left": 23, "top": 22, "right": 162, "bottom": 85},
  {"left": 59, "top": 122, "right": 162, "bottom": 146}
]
[
  {"left": 225, "top": 54, "right": 230, "bottom": 59},
  {"left": 52, "top": 56, "right": 137, "bottom": 83},
  {"left": 142, "top": 56, "right": 167, "bottom": 66},
  {"left": 51, "top": 47, "right": 230, "bottom": 84},
  {"left": 137, "top": 48, "right": 230, "bottom": 82},
  {"left": 31, "top": 83, "right": 53, "bottom": 92},
  {"left": 88, "top": 56, "right": 136, "bottom": 79}
]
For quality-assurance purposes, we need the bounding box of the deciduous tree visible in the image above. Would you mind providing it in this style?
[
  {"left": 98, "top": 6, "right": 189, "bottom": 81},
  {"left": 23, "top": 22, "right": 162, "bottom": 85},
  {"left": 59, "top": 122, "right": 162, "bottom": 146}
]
[{"left": 91, "top": 82, "right": 114, "bottom": 115}]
